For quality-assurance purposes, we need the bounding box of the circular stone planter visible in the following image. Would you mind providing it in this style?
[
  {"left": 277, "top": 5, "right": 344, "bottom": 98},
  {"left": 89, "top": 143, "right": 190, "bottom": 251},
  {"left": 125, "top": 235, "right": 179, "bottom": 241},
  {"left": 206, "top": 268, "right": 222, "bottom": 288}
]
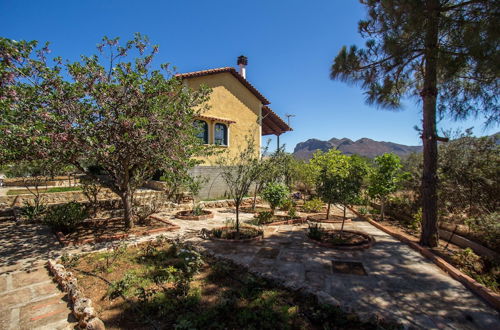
[
  {"left": 307, "top": 229, "right": 375, "bottom": 250},
  {"left": 175, "top": 209, "right": 214, "bottom": 220},
  {"left": 260, "top": 216, "right": 307, "bottom": 226},
  {"left": 306, "top": 214, "right": 352, "bottom": 224},
  {"left": 209, "top": 226, "right": 263, "bottom": 242},
  {"left": 240, "top": 207, "right": 273, "bottom": 214}
]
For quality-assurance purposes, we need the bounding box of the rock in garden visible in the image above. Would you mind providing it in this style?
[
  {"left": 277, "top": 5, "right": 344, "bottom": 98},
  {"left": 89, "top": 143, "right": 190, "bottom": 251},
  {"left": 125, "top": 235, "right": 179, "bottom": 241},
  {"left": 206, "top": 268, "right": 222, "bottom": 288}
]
[
  {"left": 74, "top": 298, "right": 93, "bottom": 318},
  {"left": 85, "top": 317, "right": 105, "bottom": 330}
]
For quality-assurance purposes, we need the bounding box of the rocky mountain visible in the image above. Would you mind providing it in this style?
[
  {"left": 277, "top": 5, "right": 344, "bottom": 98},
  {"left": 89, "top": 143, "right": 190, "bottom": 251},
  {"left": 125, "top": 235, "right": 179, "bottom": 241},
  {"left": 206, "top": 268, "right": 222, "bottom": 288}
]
[{"left": 293, "top": 137, "right": 422, "bottom": 159}]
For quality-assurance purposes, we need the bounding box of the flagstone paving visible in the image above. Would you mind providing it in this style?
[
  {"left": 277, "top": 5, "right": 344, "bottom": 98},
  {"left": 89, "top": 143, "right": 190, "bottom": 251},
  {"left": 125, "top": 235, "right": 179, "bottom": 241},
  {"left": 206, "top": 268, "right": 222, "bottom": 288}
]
[
  {"left": 172, "top": 208, "right": 499, "bottom": 329},
  {"left": 0, "top": 220, "right": 77, "bottom": 329}
]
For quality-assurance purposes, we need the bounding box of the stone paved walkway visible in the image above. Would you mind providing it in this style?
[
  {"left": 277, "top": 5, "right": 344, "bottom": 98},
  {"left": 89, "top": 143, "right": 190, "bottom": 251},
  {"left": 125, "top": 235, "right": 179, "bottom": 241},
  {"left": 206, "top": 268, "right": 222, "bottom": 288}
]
[
  {"left": 161, "top": 208, "right": 499, "bottom": 329},
  {"left": 0, "top": 220, "right": 76, "bottom": 329}
]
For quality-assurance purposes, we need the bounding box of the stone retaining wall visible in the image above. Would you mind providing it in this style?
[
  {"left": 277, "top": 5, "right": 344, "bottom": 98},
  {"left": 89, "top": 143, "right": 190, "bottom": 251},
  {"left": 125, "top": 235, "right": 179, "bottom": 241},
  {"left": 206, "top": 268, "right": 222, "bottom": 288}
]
[{"left": 47, "top": 259, "right": 105, "bottom": 329}]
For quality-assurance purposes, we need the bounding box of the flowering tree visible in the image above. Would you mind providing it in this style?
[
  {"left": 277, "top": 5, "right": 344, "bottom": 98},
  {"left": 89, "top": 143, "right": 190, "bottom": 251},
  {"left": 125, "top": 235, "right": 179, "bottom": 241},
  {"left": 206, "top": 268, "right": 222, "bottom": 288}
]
[{"left": 0, "top": 35, "right": 211, "bottom": 228}]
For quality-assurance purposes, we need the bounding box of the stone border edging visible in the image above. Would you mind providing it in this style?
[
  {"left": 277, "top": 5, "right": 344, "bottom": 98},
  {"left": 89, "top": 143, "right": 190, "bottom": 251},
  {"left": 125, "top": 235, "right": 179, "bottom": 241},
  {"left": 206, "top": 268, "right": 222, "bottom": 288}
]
[
  {"left": 262, "top": 217, "right": 306, "bottom": 226},
  {"left": 47, "top": 259, "right": 106, "bottom": 329},
  {"left": 175, "top": 210, "right": 214, "bottom": 220},
  {"left": 306, "top": 229, "right": 375, "bottom": 250},
  {"left": 56, "top": 217, "right": 180, "bottom": 246},
  {"left": 348, "top": 207, "right": 500, "bottom": 312}
]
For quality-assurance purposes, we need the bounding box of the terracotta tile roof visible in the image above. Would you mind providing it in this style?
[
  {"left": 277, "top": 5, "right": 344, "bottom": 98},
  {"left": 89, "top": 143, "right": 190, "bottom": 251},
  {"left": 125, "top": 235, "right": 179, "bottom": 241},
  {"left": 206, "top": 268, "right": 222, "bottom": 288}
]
[
  {"left": 176, "top": 67, "right": 270, "bottom": 105},
  {"left": 196, "top": 115, "right": 236, "bottom": 124},
  {"left": 262, "top": 105, "right": 292, "bottom": 136}
]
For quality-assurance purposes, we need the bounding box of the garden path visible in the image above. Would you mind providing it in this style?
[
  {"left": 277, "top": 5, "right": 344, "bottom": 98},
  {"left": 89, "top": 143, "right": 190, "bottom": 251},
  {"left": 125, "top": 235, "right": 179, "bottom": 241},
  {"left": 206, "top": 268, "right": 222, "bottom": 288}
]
[
  {"left": 0, "top": 220, "right": 76, "bottom": 329},
  {"left": 160, "top": 208, "right": 499, "bottom": 329}
]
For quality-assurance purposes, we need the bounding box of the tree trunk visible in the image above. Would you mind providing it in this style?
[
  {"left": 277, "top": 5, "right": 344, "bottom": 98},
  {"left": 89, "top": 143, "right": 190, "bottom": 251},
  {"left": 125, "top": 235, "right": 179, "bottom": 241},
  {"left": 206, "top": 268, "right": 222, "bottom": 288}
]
[
  {"left": 340, "top": 205, "right": 346, "bottom": 234},
  {"left": 122, "top": 190, "right": 134, "bottom": 229},
  {"left": 235, "top": 202, "right": 240, "bottom": 233},
  {"left": 380, "top": 197, "right": 385, "bottom": 221},
  {"left": 326, "top": 203, "right": 331, "bottom": 219},
  {"left": 420, "top": 0, "right": 440, "bottom": 247},
  {"left": 252, "top": 185, "right": 259, "bottom": 210}
]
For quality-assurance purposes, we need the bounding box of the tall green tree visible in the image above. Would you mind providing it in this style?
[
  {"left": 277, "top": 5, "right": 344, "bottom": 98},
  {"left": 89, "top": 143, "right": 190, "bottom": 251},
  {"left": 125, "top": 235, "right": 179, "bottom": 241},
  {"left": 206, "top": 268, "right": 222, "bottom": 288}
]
[
  {"left": 330, "top": 0, "right": 499, "bottom": 247},
  {"left": 368, "top": 153, "right": 406, "bottom": 221},
  {"left": 310, "top": 150, "right": 367, "bottom": 228},
  {"left": 0, "top": 35, "right": 211, "bottom": 228}
]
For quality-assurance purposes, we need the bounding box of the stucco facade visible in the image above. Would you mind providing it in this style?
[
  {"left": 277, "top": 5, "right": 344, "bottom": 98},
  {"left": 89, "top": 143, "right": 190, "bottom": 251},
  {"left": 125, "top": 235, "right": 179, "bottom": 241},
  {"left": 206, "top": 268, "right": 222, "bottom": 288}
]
[{"left": 185, "top": 72, "right": 263, "bottom": 165}]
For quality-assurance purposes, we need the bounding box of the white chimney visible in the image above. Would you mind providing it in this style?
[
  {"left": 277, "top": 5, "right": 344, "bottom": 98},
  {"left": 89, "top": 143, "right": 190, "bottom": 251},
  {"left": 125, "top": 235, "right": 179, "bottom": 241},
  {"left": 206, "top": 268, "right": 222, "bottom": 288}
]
[{"left": 237, "top": 55, "right": 248, "bottom": 79}]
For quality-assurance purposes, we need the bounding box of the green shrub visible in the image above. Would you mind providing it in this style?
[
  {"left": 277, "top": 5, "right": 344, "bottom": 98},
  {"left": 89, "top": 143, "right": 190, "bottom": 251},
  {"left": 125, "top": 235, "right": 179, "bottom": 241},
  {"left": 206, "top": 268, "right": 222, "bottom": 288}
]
[
  {"left": 464, "top": 212, "right": 500, "bottom": 251},
  {"left": 43, "top": 201, "right": 87, "bottom": 233},
  {"left": 280, "top": 198, "right": 295, "bottom": 211},
  {"left": 255, "top": 211, "right": 273, "bottom": 225},
  {"left": 192, "top": 203, "right": 204, "bottom": 216},
  {"left": 302, "top": 198, "right": 323, "bottom": 213},
  {"left": 358, "top": 207, "right": 368, "bottom": 215},
  {"left": 307, "top": 223, "right": 324, "bottom": 240},
  {"left": 287, "top": 207, "right": 297, "bottom": 219},
  {"left": 452, "top": 248, "right": 484, "bottom": 274},
  {"left": 262, "top": 183, "right": 290, "bottom": 212},
  {"left": 20, "top": 201, "right": 46, "bottom": 221}
]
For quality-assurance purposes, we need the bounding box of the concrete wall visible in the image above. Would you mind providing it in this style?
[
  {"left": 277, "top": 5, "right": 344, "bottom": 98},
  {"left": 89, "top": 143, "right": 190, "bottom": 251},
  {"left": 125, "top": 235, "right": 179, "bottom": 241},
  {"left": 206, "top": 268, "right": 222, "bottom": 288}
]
[
  {"left": 186, "top": 72, "right": 262, "bottom": 165},
  {"left": 189, "top": 166, "right": 231, "bottom": 200}
]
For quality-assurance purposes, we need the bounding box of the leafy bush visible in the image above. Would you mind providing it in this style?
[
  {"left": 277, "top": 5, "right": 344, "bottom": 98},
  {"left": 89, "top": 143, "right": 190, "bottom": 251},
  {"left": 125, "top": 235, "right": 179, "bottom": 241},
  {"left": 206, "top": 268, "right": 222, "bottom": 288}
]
[
  {"left": 287, "top": 207, "right": 297, "bottom": 219},
  {"left": 20, "top": 201, "right": 46, "bottom": 221},
  {"left": 254, "top": 211, "right": 273, "bottom": 225},
  {"left": 452, "top": 248, "right": 484, "bottom": 274},
  {"left": 307, "top": 223, "right": 324, "bottom": 241},
  {"left": 43, "top": 201, "right": 88, "bottom": 233},
  {"left": 134, "top": 193, "right": 166, "bottom": 224},
  {"left": 464, "top": 212, "right": 500, "bottom": 251},
  {"left": 262, "top": 183, "right": 290, "bottom": 213},
  {"left": 280, "top": 198, "right": 295, "bottom": 211},
  {"left": 192, "top": 203, "right": 204, "bottom": 216},
  {"left": 358, "top": 207, "right": 368, "bottom": 215},
  {"left": 302, "top": 198, "right": 323, "bottom": 213}
]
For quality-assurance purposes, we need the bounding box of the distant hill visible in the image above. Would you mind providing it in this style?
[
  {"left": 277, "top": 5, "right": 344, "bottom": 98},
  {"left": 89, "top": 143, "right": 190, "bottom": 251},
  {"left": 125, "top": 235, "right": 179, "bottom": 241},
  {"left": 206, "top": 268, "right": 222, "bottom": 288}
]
[{"left": 293, "top": 137, "right": 422, "bottom": 159}]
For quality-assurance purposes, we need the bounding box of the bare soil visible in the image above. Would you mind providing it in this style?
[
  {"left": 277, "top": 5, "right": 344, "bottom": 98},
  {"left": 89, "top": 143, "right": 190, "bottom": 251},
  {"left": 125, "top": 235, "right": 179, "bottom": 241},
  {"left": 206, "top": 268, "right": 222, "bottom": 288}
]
[{"left": 62, "top": 217, "right": 174, "bottom": 242}]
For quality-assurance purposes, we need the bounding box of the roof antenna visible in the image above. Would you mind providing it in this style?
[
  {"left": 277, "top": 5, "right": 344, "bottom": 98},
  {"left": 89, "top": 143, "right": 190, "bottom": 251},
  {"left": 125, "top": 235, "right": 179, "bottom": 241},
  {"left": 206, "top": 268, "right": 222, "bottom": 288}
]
[{"left": 285, "top": 113, "right": 295, "bottom": 127}]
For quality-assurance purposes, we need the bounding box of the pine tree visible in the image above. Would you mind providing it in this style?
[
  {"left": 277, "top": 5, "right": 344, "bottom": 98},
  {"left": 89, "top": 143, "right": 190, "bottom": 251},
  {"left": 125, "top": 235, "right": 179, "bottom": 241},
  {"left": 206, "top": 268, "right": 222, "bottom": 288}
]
[{"left": 330, "top": 0, "right": 499, "bottom": 247}]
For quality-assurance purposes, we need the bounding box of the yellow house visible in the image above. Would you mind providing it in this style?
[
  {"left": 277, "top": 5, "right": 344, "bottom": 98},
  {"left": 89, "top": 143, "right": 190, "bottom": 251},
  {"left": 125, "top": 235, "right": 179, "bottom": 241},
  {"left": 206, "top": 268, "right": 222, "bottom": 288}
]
[{"left": 177, "top": 56, "right": 291, "bottom": 166}]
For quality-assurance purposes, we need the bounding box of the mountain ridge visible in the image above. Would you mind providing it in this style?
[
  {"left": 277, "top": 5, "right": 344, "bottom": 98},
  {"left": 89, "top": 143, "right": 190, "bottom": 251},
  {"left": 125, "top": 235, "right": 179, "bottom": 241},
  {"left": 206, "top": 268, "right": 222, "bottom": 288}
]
[{"left": 293, "top": 137, "right": 423, "bottom": 159}]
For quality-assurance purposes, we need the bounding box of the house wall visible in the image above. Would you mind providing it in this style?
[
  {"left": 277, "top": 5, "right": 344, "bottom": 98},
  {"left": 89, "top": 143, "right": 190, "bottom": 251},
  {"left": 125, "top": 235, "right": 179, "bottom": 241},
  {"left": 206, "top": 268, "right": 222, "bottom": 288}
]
[
  {"left": 186, "top": 72, "right": 262, "bottom": 165},
  {"left": 188, "top": 166, "right": 257, "bottom": 200}
]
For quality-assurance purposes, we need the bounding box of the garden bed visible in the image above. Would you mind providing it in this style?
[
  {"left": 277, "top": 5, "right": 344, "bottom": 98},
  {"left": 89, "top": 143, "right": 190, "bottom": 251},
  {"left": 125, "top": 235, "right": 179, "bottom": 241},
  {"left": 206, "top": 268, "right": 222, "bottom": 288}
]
[
  {"left": 55, "top": 215, "right": 179, "bottom": 246},
  {"left": 307, "top": 214, "right": 352, "bottom": 223},
  {"left": 250, "top": 214, "right": 306, "bottom": 226},
  {"left": 210, "top": 226, "right": 263, "bottom": 242},
  {"left": 240, "top": 206, "right": 273, "bottom": 214},
  {"left": 59, "top": 240, "right": 395, "bottom": 329},
  {"left": 307, "top": 229, "right": 375, "bottom": 250},
  {"left": 174, "top": 209, "right": 214, "bottom": 220}
]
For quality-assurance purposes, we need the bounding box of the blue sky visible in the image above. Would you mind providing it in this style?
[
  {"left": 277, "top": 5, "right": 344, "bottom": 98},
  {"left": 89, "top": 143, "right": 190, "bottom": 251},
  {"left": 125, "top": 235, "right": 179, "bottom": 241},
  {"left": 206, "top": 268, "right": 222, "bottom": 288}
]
[{"left": 1, "top": 0, "right": 497, "bottom": 152}]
